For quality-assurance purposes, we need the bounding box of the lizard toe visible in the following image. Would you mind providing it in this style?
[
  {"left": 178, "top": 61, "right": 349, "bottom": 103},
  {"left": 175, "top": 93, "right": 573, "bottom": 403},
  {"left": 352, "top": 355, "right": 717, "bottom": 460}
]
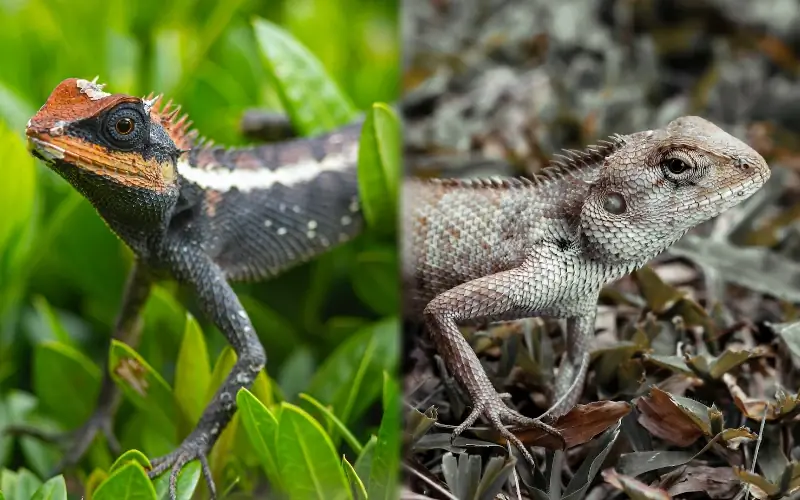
[{"left": 148, "top": 437, "right": 217, "bottom": 500}]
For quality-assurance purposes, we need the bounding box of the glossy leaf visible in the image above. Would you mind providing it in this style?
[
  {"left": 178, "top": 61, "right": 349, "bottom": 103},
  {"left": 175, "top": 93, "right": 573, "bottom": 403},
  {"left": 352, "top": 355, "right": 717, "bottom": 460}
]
[
  {"left": 33, "top": 340, "right": 101, "bottom": 428},
  {"left": 236, "top": 388, "right": 283, "bottom": 492},
  {"left": 108, "top": 340, "right": 177, "bottom": 440},
  {"left": 307, "top": 317, "right": 399, "bottom": 426},
  {"left": 93, "top": 463, "right": 157, "bottom": 500},
  {"left": 367, "top": 373, "right": 400, "bottom": 499},
  {"left": 276, "top": 403, "right": 351, "bottom": 499},
  {"left": 109, "top": 450, "right": 151, "bottom": 474},
  {"left": 343, "top": 457, "right": 368, "bottom": 500},
  {"left": 252, "top": 17, "right": 357, "bottom": 136},
  {"left": 30, "top": 475, "right": 67, "bottom": 500},
  {"left": 174, "top": 313, "right": 211, "bottom": 425},
  {"left": 357, "top": 103, "right": 401, "bottom": 232}
]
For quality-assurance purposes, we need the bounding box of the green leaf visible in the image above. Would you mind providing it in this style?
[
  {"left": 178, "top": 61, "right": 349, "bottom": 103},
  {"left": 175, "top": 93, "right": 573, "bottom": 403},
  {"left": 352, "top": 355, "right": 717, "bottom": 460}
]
[
  {"left": 30, "top": 475, "right": 67, "bottom": 500},
  {"left": 366, "top": 372, "right": 400, "bottom": 499},
  {"left": 0, "top": 121, "right": 36, "bottom": 289},
  {"left": 109, "top": 340, "right": 177, "bottom": 441},
  {"left": 109, "top": 450, "right": 151, "bottom": 474},
  {"left": 236, "top": 388, "right": 283, "bottom": 492},
  {"left": 93, "top": 462, "right": 157, "bottom": 500},
  {"left": 31, "top": 297, "right": 72, "bottom": 345},
  {"left": 307, "top": 317, "right": 399, "bottom": 426},
  {"left": 1, "top": 468, "right": 41, "bottom": 500},
  {"left": 343, "top": 456, "right": 368, "bottom": 500},
  {"left": 351, "top": 246, "right": 399, "bottom": 316},
  {"left": 277, "top": 403, "right": 351, "bottom": 499},
  {"left": 563, "top": 425, "right": 622, "bottom": 500},
  {"left": 173, "top": 313, "right": 211, "bottom": 425},
  {"left": 299, "top": 393, "right": 362, "bottom": 455},
  {"left": 152, "top": 460, "right": 201, "bottom": 500},
  {"left": 357, "top": 103, "right": 401, "bottom": 232},
  {"left": 354, "top": 435, "right": 377, "bottom": 482},
  {"left": 33, "top": 340, "right": 101, "bottom": 428},
  {"left": 251, "top": 17, "right": 357, "bottom": 136}
]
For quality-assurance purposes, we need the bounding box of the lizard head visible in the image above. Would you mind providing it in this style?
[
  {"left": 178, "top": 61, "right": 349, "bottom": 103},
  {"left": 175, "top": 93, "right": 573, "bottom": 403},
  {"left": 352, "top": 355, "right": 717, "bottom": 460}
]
[
  {"left": 579, "top": 115, "right": 770, "bottom": 264},
  {"left": 26, "top": 77, "right": 187, "bottom": 196}
]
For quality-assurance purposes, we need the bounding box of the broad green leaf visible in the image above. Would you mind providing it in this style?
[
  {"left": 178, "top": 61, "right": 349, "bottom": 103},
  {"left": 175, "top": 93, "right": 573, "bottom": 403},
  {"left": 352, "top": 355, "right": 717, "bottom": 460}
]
[
  {"left": 174, "top": 313, "right": 211, "bottom": 425},
  {"left": 0, "top": 122, "right": 36, "bottom": 289},
  {"left": 109, "top": 450, "right": 151, "bottom": 474},
  {"left": 351, "top": 246, "right": 399, "bottom": 316},
  {"left": 366, "top": 373, "right": 401, "bottom": 499},
  {"left": 33, "top": 340, "right": 101, "bottom": 428},
  {"left": 109, "top": 340, "right": 177, "bottom": 440},
  {"left": 30, "top": 474, "right": 67, "bottom": 500},
  {"left": 31, "top": 297, "right": 72, "bottom": 345},
  {"left": 357, "top": 103, "right": 400, "bottom": 232},
  {"left": 354, "top": 435, "right": 378, "bottom": 482},
  {"left": 252, "top": 17, "right": 357, "bottom": 136},
  {"left": 93, "top": 463, "right": 157, "bottom": 500},
  {"left": 0, "top": 81, "right": 35, "bottom": 132},
  {"left": 237, "top": 388, "right": 283, "bottom": 492},
  {"left": 343, "top": 457, "right": 368, "bottom": 500},
  {"left": 277, "top": 403, "right": 351, "bottom": 499},
  {"left": 2, "top": 468, "right": 42, "bottom": 500},
  {"left": 307, "top": 317, "right": 399, "bottom": 426},
  {"left": 0, "top": 490, "right": 4, "bottom": 500},
  {"left": 299, "top": 393, "right": 363, "bottom": 454},
  {"left": 152, "top": 460, "right": 200, "bottom": 500}
]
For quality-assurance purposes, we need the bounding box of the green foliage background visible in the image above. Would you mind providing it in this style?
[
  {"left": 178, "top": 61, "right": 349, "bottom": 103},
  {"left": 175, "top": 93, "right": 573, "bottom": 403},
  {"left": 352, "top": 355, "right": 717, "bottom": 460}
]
[{"left": 0, "top": 0, "right": 399, "bottom": 498}]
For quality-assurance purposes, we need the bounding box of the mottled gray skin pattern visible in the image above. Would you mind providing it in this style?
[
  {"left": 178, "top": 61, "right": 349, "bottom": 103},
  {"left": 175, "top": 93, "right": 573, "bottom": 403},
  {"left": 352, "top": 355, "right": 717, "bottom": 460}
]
[{"left": 403, "top": 116, "right": 770, "bottom": 463}]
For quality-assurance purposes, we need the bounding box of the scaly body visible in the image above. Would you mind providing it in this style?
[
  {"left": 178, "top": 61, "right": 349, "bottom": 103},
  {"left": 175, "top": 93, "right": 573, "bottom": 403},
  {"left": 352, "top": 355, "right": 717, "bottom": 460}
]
[
  {"left": 26, "top": 78, "right": 364, "bottom": 499},
  {"left": 403, "top": 116, "right": 770, "bottom": 464}
]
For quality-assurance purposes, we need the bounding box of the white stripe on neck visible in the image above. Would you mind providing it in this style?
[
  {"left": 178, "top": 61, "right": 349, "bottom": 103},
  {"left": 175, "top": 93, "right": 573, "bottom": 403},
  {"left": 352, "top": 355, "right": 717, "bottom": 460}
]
[{"left": 177, "top": 143, "right": 357, "bottom": 192}]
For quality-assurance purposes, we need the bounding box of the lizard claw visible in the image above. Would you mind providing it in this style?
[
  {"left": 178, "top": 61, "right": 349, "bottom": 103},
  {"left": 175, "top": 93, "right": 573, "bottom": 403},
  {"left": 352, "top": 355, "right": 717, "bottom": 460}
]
[
  {"left": 148, "top": 436, "right": 216, "bottom": 500},
  {"left": 450, "top": 392, "right": 564, "bottom": 467}
]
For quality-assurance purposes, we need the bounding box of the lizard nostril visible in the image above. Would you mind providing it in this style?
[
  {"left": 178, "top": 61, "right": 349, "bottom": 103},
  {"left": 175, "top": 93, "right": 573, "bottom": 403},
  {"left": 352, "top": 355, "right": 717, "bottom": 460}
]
[{"left": 735, "top": 158, "right": 749, "bottom": 169}]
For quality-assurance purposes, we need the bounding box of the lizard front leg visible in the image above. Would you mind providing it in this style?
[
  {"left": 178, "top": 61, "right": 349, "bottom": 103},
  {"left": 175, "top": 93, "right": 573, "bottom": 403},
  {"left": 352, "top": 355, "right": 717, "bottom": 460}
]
[
  {"left": 147, "top": 246, "right": 265, "bottom": 500},
  {"left": 422, "top": 262, "right": 566, "bottom": 466}
]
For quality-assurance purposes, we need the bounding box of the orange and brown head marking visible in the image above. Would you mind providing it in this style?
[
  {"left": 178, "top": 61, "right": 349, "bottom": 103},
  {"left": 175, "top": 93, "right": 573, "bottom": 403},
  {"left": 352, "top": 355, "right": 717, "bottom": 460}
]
[{"left": 26, "top": 77, "right": 192, "bottom": 192}]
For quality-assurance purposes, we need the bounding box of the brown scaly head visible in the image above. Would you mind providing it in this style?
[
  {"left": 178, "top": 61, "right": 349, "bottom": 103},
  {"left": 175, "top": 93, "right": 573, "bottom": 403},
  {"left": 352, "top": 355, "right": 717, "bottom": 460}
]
[{"left": 25, "top": 77, "right": 196, "bottom": 195}]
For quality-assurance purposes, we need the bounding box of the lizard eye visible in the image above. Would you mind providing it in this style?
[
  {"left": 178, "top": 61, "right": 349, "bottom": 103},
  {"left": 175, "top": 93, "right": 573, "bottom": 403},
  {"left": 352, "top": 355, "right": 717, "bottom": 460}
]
[
  {"left": 115, "top": 117, "right": 135, "bottom": 135},
  {"left": 660, "top": 157, "right": 693, "bottom": 179},
  {"left": 101, "top": 103, "right": 148, "bottom": 150}
]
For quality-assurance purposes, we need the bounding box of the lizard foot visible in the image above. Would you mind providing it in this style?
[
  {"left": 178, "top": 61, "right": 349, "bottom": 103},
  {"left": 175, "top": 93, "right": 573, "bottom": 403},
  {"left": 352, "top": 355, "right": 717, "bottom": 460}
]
[
  {"left": 451, "top": 392, "right": 565, "bottom": 467},
  {"left": 148, "top": 435, "right": 216, "bottom": 500}
]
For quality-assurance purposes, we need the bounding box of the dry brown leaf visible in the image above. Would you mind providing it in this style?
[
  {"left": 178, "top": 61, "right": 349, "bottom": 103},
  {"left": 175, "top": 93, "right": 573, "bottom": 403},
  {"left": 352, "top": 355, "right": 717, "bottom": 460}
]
[
  {"left": 664, "top": 465, "right": 740, "bottom": 499},
  {"left": 602, "top": 468, "right": 671, "bottom": 499},
  {"left": 723, "top": 372, "right": 800, "bottom": 420},
  {"left": 636, "top": 387, "right": 704, "bottom": 446},
  {"left": 501, "top": 400, "right": 631, "bottom": 449}
]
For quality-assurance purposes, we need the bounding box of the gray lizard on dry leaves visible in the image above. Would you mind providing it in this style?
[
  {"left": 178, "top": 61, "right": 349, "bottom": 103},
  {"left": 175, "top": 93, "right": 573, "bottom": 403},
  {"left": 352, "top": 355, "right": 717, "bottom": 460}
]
[{"left": 402, "top": 116, "right": 770, "bottom": 465}]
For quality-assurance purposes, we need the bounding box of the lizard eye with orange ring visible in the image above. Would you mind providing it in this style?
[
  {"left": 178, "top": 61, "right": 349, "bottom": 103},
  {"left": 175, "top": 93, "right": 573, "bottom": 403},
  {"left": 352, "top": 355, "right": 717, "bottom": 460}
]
[{"left": 101, "top": 103, "right": 148, "bottom": 151}]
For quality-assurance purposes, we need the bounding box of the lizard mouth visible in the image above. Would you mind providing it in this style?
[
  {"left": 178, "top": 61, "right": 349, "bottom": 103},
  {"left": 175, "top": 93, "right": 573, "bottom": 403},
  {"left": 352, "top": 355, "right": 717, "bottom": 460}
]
[{"left": 25, "top": 130, "right": 176, "bottom": 192}]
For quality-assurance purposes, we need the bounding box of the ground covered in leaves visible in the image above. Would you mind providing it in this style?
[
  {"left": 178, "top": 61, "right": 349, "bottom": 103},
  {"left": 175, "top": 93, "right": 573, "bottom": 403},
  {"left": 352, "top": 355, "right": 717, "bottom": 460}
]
[{"left": 402, "top": 1, "right": 800, "bottom": 498}]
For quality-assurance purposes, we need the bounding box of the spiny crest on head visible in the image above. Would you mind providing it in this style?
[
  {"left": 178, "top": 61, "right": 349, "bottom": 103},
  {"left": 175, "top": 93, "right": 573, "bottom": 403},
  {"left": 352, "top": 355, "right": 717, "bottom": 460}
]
[
  {"left": 145, "top": 92, "right": 199, "bottom": 152},
  {"left": 425, "top": 133, "right": 627, "bottom": 189}
]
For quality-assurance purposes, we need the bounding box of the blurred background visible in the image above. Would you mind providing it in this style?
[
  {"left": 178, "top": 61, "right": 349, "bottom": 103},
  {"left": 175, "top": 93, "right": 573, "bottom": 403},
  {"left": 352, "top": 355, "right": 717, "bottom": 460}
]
[
  {"left": 0, "top": 0, "right": 399, "bottom": 496},
  {"left": 403, "top": 0, "right": 800, "bottom": 498}
]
